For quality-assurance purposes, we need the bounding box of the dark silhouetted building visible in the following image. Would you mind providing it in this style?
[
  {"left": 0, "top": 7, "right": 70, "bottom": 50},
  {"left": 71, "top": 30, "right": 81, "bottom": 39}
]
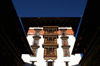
[
  {"left": 0, "top": 0, "right": 32, "bottom": 66},
  {"left": 72, "top": 0, "right": 100, "bottom": 66}
]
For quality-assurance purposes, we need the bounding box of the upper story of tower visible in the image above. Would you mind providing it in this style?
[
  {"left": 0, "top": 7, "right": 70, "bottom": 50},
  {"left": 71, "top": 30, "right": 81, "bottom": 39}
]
[
  {"left": 21, "top": 17, "right": 80, "bottom": 36},
  {"left": 27, "top": 26, "right": 74, "bottom": 36}
]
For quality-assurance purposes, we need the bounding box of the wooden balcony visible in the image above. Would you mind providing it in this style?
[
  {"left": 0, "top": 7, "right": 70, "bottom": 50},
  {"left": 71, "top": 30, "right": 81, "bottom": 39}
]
[
  {"left": 42, "top": 43, "right": 58, "bottom": 48},
  {"left": 44, "top": 48, "right": 57, "bottom": 61},
  {"left": 42, "top": 44, "right": 58, "bottom": 48},
  {"left": 44, "top": 54, "right": 57, "bottom": 57},
  {"left": 43, "top": 31, "right": 58, "bottom": 36},
  {"left": 42, "top": 40, "right": 58, "bottom": 48},
  {"left": 44, "top": 41, "right": 57, "bottom": 44},
  {"left": 44, "top": 31, "right": 57, "bottom": 34}
]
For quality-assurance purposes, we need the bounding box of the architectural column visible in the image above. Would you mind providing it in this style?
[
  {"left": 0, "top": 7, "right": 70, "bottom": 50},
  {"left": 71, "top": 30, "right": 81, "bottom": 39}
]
[
  {"left": 54, "top": 49, "right": 57, "bottom": 56},
  {"left": 45, "top": 39, "right": 47, "bottom": 43},
  {"left": 54, "top": 38, "right": 55, "bottom": 43},
  {"left": 52, "top": 47, "right": 53, "bottom": 56},
  {"left": 44, "top": 49, "right": 47, "bottom": 56},
  {"left": 60, "top": 29, "right": 69, "bottom": 46},
  {"left": 31, "top": 29, "right": 41, "bottom": 56},
  {"left": 60, "top": 29, "right": 70, "bottom": 57},
  {"left": 48, "top": 47, "right": 49, "bottom": 56}
]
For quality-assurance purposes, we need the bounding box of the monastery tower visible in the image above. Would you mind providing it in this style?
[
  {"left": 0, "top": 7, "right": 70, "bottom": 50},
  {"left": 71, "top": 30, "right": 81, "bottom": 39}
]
[{"left": 22, "top": 26, "right": 81, "bottom": 66}]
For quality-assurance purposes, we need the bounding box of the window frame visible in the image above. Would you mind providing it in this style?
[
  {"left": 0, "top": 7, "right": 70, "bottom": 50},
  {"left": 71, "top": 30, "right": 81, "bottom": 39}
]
[{"left": 47, "top": 62, "right": 53, "bottom": 66}]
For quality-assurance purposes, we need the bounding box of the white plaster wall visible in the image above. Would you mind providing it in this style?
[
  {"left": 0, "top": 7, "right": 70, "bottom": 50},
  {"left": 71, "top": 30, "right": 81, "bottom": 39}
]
[
  {"left": 54, "top": 35, "right": 70, "bottom": 66},
  {"left": 22, "top": 35, "right": 47, "bottom": 66},
  {"left": 67, "top": 35, "right": 81, "bottom": 66},
  {"left": 30, "top": 35, "right": 46, "bottom": 66},
  {"left": 54, "top": 35, "right": 81, "bottom": 66},
  {"left": 22, "top": 28, "right": 81, "bottom": 66}
]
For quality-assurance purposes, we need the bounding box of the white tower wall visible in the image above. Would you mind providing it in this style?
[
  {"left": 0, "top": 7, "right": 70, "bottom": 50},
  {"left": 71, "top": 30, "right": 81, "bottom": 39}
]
[{"left": 22, "top": 27, "right": 81, "bottom": 66}]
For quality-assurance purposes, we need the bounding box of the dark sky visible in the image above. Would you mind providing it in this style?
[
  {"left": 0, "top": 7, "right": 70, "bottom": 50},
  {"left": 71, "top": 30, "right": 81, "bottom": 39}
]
[{"left": 12, "top": 0, "right": 87, "bottom": 17}]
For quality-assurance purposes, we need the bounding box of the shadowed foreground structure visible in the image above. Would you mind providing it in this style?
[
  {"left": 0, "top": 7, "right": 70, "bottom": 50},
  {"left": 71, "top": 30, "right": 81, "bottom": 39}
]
[
  {"left": 0, "top": 0, "right": 32, "bottom": 66},
  {"left": 72, "top": 0, "right": 100, "bottom": 66},
  {"left": 21, "top": 17, "right": 80, "bottom": 35}
]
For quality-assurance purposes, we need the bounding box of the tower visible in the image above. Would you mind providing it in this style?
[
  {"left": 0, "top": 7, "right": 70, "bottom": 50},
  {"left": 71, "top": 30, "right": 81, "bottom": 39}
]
[{"left": 22, "top": 26, "right": 81, "bottom": 66}]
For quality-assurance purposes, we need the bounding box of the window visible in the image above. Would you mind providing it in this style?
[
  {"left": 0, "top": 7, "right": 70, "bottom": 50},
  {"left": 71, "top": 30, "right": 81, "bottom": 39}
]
[
  {"left": 34, "top": 43, "right": 37, "bottom": 46},
  {"left": 37, "top": 32, "right": 40, "bottom": 35},
  {"left": 34, "top": 40, "right": 38, "bottom": 45},
  {"left": 65, "top": 50, "right": 68, "bottom": 56},
  {"left": 46, "top": 48, "right": 54, "bottom": 55},
  {"left": 64, "top": 49, "right": 69, "bottom": 57},
  {"left": 53, "top": 37, "right": 56, "bottom": 41},
  {"left": 48, "top": 62, "right": 53, "bottom": 66},
  {"left": 53, "top": 29, "right": 56, "bottom": 34},
  {"left": 61, "top": 31, "right": 66, "bottom": 36},
  {"left": 49, "top": 29, "right": 52, "bottom": 33},
  {"left": 62, "top": 32, "right": 65, "bottom": 36},
  {"left": 32, "top": 49, "right": 37, "bottom": 56},
  {"left": 45, "top": 29, "right": 48, "bottom": 33},
  {"left": 49, "top": 37, "right": 52, "bottom": 41},
  {"left": 65, "top": 62, "right": 68, "bottom": 66},
  {"left": 63, "top": 40, "right": 67, "bottom": 46}
]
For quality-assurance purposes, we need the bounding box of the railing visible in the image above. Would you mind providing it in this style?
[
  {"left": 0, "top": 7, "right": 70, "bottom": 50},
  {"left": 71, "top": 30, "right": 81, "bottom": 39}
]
[
  {"left": 44, "top": 31, "right": 57, "bottom": 34},
  {"left": 44, "top": 41, "right": 56, "bottom": 44},
  {"left": 44, "top": 54, "right": 56, "bottom": 57}
]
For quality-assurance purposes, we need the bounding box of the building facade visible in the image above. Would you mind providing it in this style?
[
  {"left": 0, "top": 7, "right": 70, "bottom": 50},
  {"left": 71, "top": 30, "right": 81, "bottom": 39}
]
[{"left": 22, "top": 26, "right": 81, "bottom": 66}]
